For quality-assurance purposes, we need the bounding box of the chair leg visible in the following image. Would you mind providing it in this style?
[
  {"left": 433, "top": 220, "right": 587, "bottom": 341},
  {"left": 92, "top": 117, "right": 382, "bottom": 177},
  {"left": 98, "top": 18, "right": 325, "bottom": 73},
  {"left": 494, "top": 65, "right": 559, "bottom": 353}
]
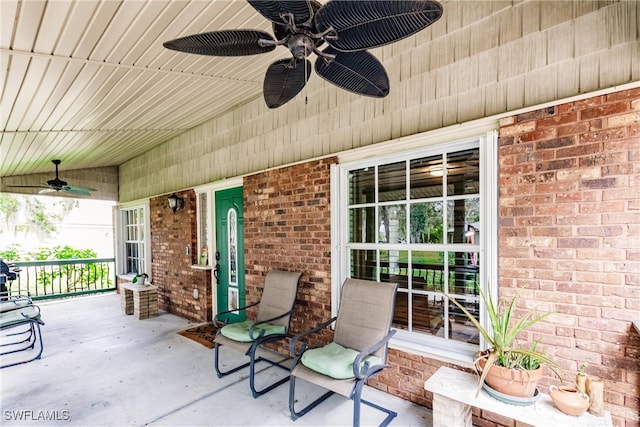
[
  {"left": 1, "top": 321, "right": 44, "bottom": 369},
  {"left": 1, "top": 324, "right": 38, "bottom": 355},
  {"left": 352, "top": 379, "right": 397, "bottom": 427},
  {"left": 1, "top": 328, "right": 34, "bottom": 348},
  {"left": 248, "top": 341, "right": 290, "bottom": 398},
  {"left": 289, "top": 375, "right": 335, "bottom": 421},
  {"left": 215, "top": 340, "right": 290, "bottom": 397},
  {"left": 214, "top": 341, "right": 250, "bottom": 378}
]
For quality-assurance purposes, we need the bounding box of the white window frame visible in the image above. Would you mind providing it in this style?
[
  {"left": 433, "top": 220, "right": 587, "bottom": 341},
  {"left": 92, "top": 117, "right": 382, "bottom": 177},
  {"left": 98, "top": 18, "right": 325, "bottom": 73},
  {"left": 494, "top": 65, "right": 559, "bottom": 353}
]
[
  {"left": 331, "top": 130, "right": 498, "bottom": 366},
  {"left": 195, "top": 191, "right": 212, "bottom": 267},
  {"left": 116, "top": 201, "right": 151, "bottom": 281}
]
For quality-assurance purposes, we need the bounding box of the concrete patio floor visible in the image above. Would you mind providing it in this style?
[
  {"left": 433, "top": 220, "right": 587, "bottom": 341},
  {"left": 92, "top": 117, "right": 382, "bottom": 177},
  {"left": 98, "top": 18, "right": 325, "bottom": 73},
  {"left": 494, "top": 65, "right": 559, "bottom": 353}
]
[{"left": 1, "top": 293, "right": 433, "bottom": 427}]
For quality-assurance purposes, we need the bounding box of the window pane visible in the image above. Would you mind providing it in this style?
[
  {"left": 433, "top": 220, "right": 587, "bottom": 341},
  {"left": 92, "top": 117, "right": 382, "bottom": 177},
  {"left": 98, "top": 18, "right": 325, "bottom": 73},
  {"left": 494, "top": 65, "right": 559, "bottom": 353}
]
[
  {"left": 447, "top": 148, "right": 480, "bottom": 196},
  {"left": 350, "top": 249, "right": 377, "bottom": 281},
  {"left": 228, "top": 208, "right": 238, "bottom": 286},
  {"left": 410, "top": 201, "right": 444, "bottom": 243},
  {"left": 411, "top": 251, "right": 445, "bottom": 292},
  {"left": 412, "top": 293, "right": 446, "bottom": 337},
  {"left": 449, "top": 296, "right": 480, "bottom": 345},
  {"left": 349, "top": 167, "right": 375, "bottom": 205},
  {"left": 393, "top": 291, "right": 409, "bottom": 330},
  {"left": 349, "top": 207, "right": 375, "bottom": 243},
  {"left": 199, "top": 193, "right": 209, "bottom": 264},
  {"left": 410, "top": 155, "right": 444, "bottom": 199},
  {"left": 127, "top": 225, "right": 136, "bottom": 241},
  {"left": 448, "top": 252, "right": 480, "bottom": 296},
  {"left": 126, "top": 242, "right": 138, "bottom": 258},
  {"left": 378, "top": 204, "right": 406, "bottom": 243},
  {"left": 380, "top": 249, "right": 409, "bottom": 289},
  {"left": 378, "top": 162, "right": 405, "bottom": 202},
  {"left": 447, "top": 198, "right": 480, "bottom": 244}
]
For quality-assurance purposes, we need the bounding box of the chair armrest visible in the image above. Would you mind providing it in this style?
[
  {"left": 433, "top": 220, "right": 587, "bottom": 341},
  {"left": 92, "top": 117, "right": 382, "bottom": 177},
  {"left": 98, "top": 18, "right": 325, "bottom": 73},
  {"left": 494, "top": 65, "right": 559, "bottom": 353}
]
[
  {"left": 213, "top": 301, "right": 260, "bottom": 328},
  {"left": 0, "top": 296, "right": 33, "bottom": 313},
  {"left": 353, "top": 329, "right": 397, "bottom": 379},
  {"left": 289, "top": 317, "right": 337, "bottom": 357},
  {"left": 0, "top": 304, "right": 44, "bottom": 328},
  {"left": 248, "top": 309, "right": 295, "bottom": 340},
  {"left": 0, "top": 291, "right": 32, "bottom": 301}
]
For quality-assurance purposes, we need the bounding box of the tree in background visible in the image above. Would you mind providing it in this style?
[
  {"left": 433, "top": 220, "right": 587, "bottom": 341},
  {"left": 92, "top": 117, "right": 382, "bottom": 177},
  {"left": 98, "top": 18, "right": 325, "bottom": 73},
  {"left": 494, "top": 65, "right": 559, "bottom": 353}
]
[
  {"left": 0, "top": 194, "right": 19, "bottom": 227},
  {"left": 25, "top": 197, "right": 79, "bottom": 239},
  {"left": 0, "top": 193, "right": 79, "bottom": 240}
]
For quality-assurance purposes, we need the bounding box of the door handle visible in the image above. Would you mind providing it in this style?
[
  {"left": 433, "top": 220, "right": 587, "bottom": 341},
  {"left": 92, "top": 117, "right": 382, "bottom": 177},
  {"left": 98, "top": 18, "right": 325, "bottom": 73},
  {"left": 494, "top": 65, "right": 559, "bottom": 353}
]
[{"left": 213, "top": 251, "right": 221, "bottom": 281}]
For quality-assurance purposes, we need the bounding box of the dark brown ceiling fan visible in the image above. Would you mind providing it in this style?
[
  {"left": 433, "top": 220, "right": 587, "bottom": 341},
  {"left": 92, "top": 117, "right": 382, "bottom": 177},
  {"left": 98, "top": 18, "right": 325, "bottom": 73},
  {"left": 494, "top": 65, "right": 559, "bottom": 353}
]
[
  {"left": 7, "top": 160, "right": 96, "bottom": 196},
  {"left": 163, "top": 0, "right": 443, "bottom": 108}
]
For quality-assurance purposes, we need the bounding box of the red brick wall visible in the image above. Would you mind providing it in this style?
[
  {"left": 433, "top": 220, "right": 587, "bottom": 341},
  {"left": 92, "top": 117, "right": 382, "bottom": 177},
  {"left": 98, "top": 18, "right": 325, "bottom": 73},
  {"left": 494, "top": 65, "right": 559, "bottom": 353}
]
[
  {"left": 155, "top": 89, "right": 637, "bottom": 426},
  {"left": 237, "top": 88, "right": 638, "bottom": 427},
  {"left": 243, "top": 158, "right": 336, "bottom": 351},
  {"left": 149, "top": 190, "right": 212, "bottom": 323},
  {"left": 498, "top": 88, "right": 640, "bottom": 427}
]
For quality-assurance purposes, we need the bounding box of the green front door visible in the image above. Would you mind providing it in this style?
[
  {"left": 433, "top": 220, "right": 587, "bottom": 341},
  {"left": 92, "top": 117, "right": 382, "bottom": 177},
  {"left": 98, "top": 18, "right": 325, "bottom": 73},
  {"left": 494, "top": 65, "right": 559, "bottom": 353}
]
[{"left": 214, "top": 187, "right": 245, "bottom": 323}]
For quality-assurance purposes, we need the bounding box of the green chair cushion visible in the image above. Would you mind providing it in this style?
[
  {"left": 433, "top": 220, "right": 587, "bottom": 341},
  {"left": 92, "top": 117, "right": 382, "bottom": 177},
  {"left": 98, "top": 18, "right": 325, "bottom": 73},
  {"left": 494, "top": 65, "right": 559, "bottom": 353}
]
[
  {"left": 0, "top": 306, "right": 41, "bottom": 328},
  {"left": 301, "top": 342, "right": 382, "bottom": 380},
  {"left": 220, "top": 320, "right": 285, "bottom": 342}
]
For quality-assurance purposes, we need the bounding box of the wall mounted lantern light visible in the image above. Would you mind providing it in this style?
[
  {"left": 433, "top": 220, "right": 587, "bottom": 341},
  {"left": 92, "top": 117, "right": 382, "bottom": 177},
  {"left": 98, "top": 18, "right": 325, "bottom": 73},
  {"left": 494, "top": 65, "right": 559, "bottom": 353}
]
[{"left": 167, "top": 193, "right": 185, "bottom": 213}]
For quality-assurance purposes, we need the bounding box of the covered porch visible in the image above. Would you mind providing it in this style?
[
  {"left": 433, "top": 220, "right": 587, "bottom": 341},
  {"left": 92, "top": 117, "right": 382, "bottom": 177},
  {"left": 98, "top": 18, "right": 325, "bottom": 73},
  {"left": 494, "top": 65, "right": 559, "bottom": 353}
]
[{"left": 1, "top": 294, "right": 431, "bottom": 426}]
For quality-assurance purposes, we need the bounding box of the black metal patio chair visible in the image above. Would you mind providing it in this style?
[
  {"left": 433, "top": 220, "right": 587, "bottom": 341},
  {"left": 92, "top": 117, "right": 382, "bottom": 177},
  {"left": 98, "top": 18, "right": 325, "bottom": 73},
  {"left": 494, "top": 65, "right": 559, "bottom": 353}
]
[
  {"left": 289, "top": 278, "right": 398, "bottom": 427},
  {"left": 214, "top": 270, "right": 302, "bottom": 398}
]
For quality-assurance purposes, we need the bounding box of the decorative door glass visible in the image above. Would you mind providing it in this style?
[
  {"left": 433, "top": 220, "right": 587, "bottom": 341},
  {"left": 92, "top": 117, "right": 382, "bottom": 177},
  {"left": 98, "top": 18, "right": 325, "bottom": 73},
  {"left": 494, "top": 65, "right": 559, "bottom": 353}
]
[{"left": 227, "top": 208, "right": 238, "bottom": 310}]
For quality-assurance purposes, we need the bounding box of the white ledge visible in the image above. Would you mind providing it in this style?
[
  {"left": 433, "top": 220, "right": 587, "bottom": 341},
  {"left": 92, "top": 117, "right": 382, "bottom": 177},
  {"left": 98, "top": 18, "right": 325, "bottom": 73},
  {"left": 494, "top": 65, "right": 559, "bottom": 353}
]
[{"left": 425, "top": 367, "right": 611, "bottom": 427}]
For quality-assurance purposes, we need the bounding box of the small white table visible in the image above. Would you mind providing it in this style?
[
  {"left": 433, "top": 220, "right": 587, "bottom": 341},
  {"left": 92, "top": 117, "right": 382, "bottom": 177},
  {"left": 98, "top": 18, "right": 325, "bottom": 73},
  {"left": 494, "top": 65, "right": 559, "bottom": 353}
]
[
  {"left": 424, "top": 366, "right": 611, "bottom": 427},
  {"left": 121, "top": 283, "right": 158, "bottom": 320}
]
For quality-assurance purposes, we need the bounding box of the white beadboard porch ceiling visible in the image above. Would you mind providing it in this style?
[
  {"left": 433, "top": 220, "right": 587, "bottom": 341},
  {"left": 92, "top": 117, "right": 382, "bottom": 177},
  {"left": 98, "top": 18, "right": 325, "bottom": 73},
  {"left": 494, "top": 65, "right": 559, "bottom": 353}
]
[{"left": 1, "top": 0, "right": 298, "bottom": 178}]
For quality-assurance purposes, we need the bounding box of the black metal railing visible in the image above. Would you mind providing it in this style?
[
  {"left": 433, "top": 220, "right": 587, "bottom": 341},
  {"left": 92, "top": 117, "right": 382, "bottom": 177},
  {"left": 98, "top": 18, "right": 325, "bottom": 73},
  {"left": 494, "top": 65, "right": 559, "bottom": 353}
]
[{"left": 4, "top": 258, "right": 116, "bottom": 300}]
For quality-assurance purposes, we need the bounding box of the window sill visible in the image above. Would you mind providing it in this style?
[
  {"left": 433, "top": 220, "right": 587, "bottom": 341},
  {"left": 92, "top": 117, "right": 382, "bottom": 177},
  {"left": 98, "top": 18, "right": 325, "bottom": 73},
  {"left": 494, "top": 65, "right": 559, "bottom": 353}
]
[
  {"left": 191, "top": 265, "right": 212, "bottom": 270},
  {"left": 390, "top": 332, "right": 476, "bottom": 369}
]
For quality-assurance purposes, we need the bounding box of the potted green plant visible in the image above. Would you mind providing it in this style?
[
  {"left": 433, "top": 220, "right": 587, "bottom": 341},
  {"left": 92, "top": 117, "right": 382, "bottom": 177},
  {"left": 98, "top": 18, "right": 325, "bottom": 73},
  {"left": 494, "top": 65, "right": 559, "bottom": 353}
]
[
  {"left": 132, "top": 273, "right": 148, "bottom": 286},
  {"left": 446, "top": 287, "right": 559, "bottom": 399}
]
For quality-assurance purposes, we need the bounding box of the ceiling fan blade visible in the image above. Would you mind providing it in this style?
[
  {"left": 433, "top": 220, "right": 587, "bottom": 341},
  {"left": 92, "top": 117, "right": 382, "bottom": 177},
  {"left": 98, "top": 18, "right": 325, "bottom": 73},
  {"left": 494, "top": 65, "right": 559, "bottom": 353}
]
[
  {"left": 163, "top": 30, "right": 276, "bottom": 56},
  {"left": 62, "top": 186, "right": 93, "bottom": 196},
  {"left": 315, "top": 48, "right": 389, "bottom": 98},
  {"left": 247, "top": 0, "right": 314, "bottom": 26},
  {"left": 65, "top": 185, "right": 97, "bottom": 193},
  {"left": 263, "top": 58, "right": 311, "bottom": 109},
  {"left": 315, "top": 0, "right": 443, "bottom": 52}
]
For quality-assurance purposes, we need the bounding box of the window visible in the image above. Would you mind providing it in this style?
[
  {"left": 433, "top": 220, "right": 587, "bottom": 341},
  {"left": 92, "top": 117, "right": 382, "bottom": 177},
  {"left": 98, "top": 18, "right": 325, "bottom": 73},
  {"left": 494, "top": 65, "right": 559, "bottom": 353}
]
[
  {"left": 118, "top": 205, "right": 150, "bottom": 277},
  {"left": 334, "top": 134, "right": 497, "bottom": 362},
  {"left": 197, "top": 192, "right": 210, "bottom": 266}
]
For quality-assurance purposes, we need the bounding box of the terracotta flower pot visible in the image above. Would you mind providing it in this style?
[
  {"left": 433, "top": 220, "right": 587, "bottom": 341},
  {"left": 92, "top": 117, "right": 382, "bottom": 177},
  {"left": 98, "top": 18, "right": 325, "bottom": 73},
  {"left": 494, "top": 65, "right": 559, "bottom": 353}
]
[
  {"left": 549, "top": 385, "right": 590, "bottom": 416},
  {"left": 475, "top": 354, "right": 542, "bottom": 398}
]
